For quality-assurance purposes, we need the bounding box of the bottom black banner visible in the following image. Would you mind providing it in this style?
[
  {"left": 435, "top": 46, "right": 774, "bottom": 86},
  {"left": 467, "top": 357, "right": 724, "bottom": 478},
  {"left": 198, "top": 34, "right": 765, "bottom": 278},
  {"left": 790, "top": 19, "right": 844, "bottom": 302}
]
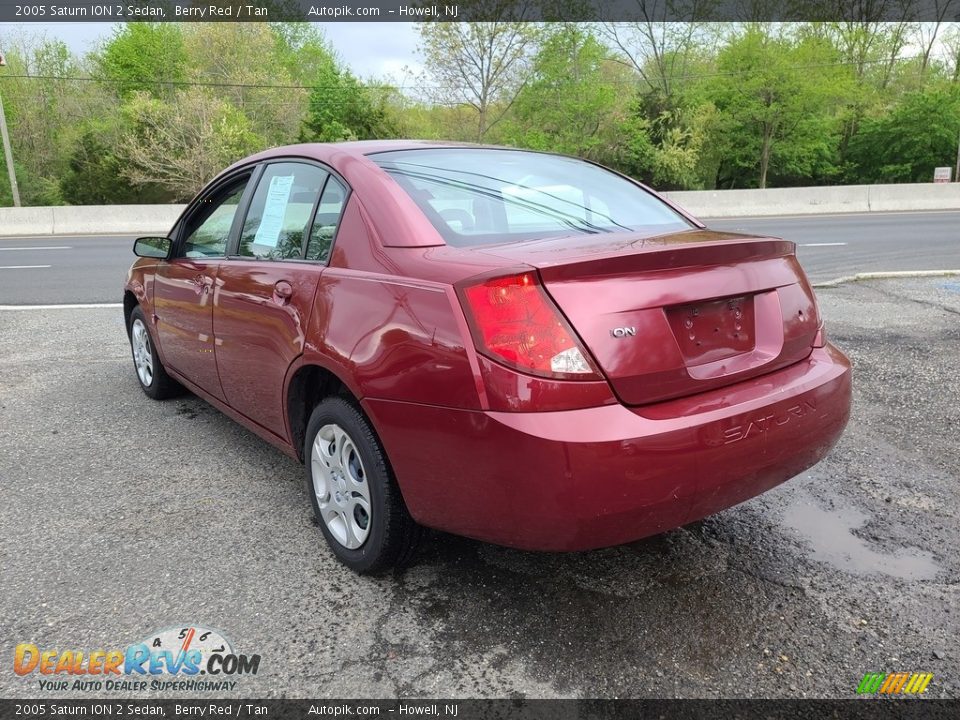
[{"left": 1, "top": 699, "right": 959, "bottom": 720}]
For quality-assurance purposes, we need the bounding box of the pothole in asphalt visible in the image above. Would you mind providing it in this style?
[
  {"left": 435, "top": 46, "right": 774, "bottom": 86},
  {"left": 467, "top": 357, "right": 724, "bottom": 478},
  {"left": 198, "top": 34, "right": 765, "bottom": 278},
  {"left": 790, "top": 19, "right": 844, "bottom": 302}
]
[{"left": 782, "top": 496, "right": 940, "bottom": 581}]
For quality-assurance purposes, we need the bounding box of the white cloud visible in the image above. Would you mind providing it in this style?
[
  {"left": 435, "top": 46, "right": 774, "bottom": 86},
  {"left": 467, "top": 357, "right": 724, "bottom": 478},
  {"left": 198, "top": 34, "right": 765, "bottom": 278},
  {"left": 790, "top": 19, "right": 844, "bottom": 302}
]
[{"left": 322, "top": 22, "right": 422, "bottom": 80}]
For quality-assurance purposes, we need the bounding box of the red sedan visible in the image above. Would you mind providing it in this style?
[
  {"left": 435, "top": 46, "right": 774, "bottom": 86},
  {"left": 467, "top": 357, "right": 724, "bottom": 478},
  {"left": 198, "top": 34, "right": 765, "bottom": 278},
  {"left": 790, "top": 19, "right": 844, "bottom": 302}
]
[{"left": 124, "top": 142, "right": 851, "bottom": 573}]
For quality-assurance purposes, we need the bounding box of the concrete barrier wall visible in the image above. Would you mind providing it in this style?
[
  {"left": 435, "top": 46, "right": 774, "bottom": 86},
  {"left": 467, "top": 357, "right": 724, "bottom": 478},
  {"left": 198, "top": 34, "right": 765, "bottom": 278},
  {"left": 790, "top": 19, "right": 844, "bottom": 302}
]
[
  {"left": 1, "top": 184, "right": 958, "bottom": 236},
  {"left": 864, "top": 182, "right": 960, "bottom": 213},
  {"left": 0, "top": 206, "right": 57, "bottom": 237},
  {"left": 51, "top": 204, "right": 188, "bottom": 236},
  {"left": 664, "top": 186, "right": 872, "bottom": 218},
  {"left": 0, "top": 204, "right": 186, "bottom": 237},
  {"left": 664, "top": 182, "right": 960, "bottom": 218}
]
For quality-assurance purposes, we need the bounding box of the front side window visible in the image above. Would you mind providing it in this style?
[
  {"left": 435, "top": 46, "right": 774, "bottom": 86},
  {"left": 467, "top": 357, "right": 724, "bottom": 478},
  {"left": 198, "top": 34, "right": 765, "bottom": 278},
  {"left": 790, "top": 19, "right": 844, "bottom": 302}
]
[
  {"left": 371, "top": 149, "right": 691, "bottom": 247},
  {"left": 181, "top": 178, "right": 249, "bottom": 258},
  {"left": 239, "top": 162, "right": 330, "bottom": 260}
]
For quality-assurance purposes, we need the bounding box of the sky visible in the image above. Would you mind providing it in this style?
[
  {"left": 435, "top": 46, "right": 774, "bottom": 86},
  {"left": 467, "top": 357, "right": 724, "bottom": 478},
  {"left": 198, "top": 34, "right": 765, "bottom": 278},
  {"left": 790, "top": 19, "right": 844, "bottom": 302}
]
[{"left": 0, "top": 22, "right": 423, "bottom": 79}]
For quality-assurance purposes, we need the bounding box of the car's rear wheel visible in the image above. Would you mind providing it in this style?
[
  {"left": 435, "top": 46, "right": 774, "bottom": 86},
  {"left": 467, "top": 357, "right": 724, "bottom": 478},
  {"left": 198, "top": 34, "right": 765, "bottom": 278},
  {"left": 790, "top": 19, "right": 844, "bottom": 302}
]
[
  {"left": 305, "top": 396, "right": 422, "bottom": 574},
  {"left": 127, "top": 306, "right": 183, "bottom": 400}
]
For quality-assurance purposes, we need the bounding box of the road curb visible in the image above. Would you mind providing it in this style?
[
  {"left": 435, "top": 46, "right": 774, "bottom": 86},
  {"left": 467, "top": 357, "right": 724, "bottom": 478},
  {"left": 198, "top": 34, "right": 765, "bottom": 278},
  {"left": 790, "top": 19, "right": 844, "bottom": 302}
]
[{"left": 813, "top": 270, "right": 960, "bottom": 288}]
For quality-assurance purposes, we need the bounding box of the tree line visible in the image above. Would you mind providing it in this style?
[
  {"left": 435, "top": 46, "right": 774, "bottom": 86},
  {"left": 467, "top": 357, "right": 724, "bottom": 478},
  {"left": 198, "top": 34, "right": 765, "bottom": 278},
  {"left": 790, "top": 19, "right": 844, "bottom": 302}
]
[{"left": 1, "top": 19, "right": 959, "bottom": 207}]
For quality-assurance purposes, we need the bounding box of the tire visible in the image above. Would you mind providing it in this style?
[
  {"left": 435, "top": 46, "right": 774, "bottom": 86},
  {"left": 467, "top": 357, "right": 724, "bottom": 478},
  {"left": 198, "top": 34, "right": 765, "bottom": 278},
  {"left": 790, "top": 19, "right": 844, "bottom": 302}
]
[
  {"left": 305, "top": 396, "right": 422, "bottom": 574},
  {"left": 127, "top": 305, "right": 183, "bottom": 400}
]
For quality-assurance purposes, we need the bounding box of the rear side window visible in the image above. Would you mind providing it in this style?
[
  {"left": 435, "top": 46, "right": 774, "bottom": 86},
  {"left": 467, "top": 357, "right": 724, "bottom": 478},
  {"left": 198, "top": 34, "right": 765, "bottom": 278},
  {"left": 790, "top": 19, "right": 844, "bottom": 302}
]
[
  {"left": 239, "top": 162, "right": 329, "bottom": 259},
  {"left": 371, "top": 149, "right": 691, "bottom": 247},
  {"left": 306, "top": 177, "right": 347, "bottom": 262}
]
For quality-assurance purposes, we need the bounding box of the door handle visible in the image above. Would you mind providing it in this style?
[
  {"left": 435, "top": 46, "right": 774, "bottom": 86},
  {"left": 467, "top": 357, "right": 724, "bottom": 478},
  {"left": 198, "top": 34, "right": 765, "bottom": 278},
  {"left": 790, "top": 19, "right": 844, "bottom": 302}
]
[{"left": 273, "top": 280, "right": 293, "bottom": 304}]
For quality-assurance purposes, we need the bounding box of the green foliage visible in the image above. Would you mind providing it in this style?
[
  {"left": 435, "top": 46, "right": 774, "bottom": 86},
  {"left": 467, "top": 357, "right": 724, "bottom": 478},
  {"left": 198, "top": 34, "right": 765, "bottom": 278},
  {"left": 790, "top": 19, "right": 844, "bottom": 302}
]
[
  {"left": 119, "top": 90, "right": 265, "bottom": 199},
  {"left": 0, "top": 21, "right": 957, "bottom": 207},
  {"left": 94, "top": 23, "right": 187, "bottom": 98},
  {"left": 847, "top": 84, "right": 960, "bottom": 183},
  {"left": 0, "top": 38, "right": 100, "bottom": 204},
  {"left": 418, "top": 15, "right": 541, "bottom": 141},
  {"left": 181, "top": 23, "right": 306, "bottom": 146},
  {"left": 60, "top": 119, "right": 171, "bottom": 204},
  {"left": 0, "top": 159, "right": 61, "bottom": 206},
  {"left": 270, "top": 23, "right": 338, "bottom": 85},
  {"left": 503, "top": 26, "right": 624, "bottom": 159},
  {"left": 704, "top": 27, "right": 852, "bottom": 188},
  {"left": 650, "top": 104, "right": 718, "bottom": 189},
  {"left": 300, "top": 57, "right": 396, "bottom": 142}
]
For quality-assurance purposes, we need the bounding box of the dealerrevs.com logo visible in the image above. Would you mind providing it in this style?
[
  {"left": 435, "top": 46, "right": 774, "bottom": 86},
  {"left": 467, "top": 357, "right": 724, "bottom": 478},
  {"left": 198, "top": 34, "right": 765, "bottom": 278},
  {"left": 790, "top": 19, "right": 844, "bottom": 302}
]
[{"left": 14, "top": 626, "right": 261, "bottom": 692}]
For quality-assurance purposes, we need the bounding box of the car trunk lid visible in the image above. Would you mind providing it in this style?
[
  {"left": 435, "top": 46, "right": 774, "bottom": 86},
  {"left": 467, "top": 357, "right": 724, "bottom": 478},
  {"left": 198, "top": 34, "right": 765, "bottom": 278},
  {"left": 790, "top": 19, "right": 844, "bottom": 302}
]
[{"left": 474, "top": 229, "right": 821, "bottom": 405}]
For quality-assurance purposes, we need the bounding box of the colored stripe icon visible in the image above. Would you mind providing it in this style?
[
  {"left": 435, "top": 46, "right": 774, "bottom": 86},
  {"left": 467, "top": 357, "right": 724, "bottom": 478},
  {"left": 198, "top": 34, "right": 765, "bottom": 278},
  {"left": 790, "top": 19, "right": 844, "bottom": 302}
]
[{"left": 857, "top": 672, "right": 933, "bottom": 694}]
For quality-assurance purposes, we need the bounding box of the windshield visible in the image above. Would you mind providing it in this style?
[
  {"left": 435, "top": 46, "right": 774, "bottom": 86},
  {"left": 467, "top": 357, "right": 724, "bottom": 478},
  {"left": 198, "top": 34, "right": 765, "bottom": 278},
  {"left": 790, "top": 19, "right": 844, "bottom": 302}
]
[{"left": 370, "top": 148, "right": 692, "bottom": 247}]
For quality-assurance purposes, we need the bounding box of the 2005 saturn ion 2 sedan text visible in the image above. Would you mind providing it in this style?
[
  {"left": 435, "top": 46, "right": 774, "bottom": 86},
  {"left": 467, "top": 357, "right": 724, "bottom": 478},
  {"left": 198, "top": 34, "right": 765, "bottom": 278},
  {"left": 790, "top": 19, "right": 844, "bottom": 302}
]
[{"left": 124, "top": 141, "right": 851, "bottom": 573}]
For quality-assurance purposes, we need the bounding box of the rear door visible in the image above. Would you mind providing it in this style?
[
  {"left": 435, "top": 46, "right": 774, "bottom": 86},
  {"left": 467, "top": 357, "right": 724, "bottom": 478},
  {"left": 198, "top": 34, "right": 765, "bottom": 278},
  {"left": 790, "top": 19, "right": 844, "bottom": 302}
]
[
  {"left": 214, "top": 161, "right": 349, "bottom": 436},
  {"left": 154, "top": 173, "right": 253, "bottom": 400}
]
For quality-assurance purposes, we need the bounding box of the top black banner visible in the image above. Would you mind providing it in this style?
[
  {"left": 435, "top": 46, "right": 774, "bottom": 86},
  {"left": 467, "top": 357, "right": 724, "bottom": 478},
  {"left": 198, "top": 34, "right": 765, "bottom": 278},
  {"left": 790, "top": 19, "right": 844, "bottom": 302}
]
[{"left": 0, "top": 0, "right": 956, "bottom": 22}]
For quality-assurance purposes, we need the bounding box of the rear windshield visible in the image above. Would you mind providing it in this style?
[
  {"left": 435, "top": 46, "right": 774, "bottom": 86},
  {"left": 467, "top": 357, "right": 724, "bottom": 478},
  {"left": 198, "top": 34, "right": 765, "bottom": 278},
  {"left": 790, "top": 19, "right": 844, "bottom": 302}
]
[{"left": 370, "top": 148, "right": 691, "bottom": 247}]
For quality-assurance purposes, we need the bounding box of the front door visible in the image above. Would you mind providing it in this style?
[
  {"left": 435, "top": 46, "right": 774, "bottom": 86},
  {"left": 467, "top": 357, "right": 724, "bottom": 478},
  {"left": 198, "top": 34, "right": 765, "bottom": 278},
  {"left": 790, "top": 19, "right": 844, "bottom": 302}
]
[
  {"left": 154, "top": 175, "right": 251, "bottom": 401},
  {"left": 215, "top": 162, "right": 347, "bottom": 436}
]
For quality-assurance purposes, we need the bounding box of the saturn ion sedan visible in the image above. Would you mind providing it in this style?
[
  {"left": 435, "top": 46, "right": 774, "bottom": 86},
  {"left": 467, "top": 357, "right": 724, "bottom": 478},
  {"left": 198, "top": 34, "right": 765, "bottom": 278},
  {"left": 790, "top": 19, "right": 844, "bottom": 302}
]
[{"left": 124, "top": 141, "right": 852, "bottom": 573}]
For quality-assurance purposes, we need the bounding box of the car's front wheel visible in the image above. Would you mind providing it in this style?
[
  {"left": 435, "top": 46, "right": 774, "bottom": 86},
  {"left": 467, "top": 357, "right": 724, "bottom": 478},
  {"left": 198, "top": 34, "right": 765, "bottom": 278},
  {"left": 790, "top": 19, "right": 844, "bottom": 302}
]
[
  {"left": 305, "top": 396, "right": 422, "bottom": 574},
  {"left": 127, "top": 306, "right": 183, "bottom": 400}
]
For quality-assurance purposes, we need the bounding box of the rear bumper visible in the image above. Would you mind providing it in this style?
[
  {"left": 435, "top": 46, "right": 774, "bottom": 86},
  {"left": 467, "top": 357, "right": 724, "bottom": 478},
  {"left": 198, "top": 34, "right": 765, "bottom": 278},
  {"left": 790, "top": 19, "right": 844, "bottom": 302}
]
[{"left": 364, "top": 344, "right": 852, "bottom": 551}]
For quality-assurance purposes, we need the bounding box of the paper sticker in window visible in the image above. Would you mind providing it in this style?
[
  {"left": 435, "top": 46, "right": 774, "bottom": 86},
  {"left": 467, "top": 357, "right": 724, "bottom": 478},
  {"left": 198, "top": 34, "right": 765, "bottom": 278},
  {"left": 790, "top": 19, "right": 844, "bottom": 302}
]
[{"left": 252, "top": 175, "right": 295, "bottom": 248}]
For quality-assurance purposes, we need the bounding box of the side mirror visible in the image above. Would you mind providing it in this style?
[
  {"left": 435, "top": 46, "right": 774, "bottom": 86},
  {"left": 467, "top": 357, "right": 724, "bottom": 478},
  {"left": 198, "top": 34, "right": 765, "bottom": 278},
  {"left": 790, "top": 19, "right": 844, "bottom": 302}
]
[{"left": 133, "top": 236, "right": 171, "bottom": 259}]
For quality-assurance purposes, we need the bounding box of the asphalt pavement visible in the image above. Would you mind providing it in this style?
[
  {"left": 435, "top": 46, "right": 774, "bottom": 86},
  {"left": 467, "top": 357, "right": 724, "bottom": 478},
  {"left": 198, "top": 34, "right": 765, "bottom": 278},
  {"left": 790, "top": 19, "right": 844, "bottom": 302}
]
[
  {"left": 0, "top": 234, "right": 138, "bottom": 305},
  {"left": 0, "top": 210, "right": 958, "bottom": 305},
  {"left": 0, "top": 277, "right": 957, "bottom": 698},
  {"left": 709, "top": 210, "right": 960, "bottom": 283}
]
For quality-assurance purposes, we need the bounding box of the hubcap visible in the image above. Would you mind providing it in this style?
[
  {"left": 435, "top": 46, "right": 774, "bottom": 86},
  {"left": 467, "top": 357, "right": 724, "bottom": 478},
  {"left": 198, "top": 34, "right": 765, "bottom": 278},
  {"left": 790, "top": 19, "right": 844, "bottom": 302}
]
[
  {"left": 311, "top": 423, "right": 371, "bottom": 550},
  {"left": 131, "top": 319, "right": 154, "bottom": 387}
]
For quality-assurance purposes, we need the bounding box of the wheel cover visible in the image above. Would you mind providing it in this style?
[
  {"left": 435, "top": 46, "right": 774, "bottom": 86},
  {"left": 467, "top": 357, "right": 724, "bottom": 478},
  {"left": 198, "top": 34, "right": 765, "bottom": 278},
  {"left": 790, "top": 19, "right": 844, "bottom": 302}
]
[
  {"left": 311, "top": 423, "right": 372, "bottom": 550},
  {"left": 131, "top": 318, "right": 154, "bottom": 387}
]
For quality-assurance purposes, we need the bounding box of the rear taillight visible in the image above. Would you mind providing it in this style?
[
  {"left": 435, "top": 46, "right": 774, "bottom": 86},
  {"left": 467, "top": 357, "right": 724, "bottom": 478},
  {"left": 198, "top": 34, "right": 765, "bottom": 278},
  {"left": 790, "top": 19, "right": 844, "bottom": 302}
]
[{"left": 461, "top": 271, "right": 600, "bottom": 379}]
